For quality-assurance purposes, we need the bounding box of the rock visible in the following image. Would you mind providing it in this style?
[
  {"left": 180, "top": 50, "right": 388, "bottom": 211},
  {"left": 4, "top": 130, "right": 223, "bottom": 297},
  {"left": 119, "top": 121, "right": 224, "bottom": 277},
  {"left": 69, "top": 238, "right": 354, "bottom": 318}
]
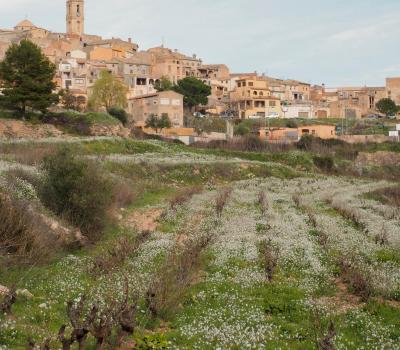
[
  {"left": 16, "top": 289, "right": 34, "bottom": 300},
  {"left": 0, "top": 284, "right": 10, "bottom": 295},
  {"left": 0, "top": 119, "right": 63, "bottom": 139},
  {"left": 89, "top": 123, "right": 131, "bottom": 137},
  {"left": 38, "top": 303, "right": 47, "bottom": 309},
  {"left": 356, "top": 151, "right": 400, "bottom": 167},
  {"left": 38, "top": 213, "right": 87, "bottom": 246}
]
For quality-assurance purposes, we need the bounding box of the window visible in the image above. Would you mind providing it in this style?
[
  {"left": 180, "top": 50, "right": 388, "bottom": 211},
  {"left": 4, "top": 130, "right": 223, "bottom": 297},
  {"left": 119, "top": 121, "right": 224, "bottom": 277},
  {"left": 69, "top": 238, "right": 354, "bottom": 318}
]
[
  {"left": 172, "top": 99, "right": 181, "bottom": 106},
  {"left": 269, "top": 101, "right": 276, "bottom": 107},
  {"left": 160, "top": 98, "right": 170, "bottom": 105},
  {"left": 248, "top": 82, "right": 254, "bottom": 86}
]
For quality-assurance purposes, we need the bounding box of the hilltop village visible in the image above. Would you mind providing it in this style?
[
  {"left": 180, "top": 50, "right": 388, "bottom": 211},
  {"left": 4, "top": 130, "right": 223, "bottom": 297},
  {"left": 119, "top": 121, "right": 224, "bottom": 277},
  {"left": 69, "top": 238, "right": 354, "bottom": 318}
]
[{"left": 0, "top": 0, "right": 399, "bottom": 140}]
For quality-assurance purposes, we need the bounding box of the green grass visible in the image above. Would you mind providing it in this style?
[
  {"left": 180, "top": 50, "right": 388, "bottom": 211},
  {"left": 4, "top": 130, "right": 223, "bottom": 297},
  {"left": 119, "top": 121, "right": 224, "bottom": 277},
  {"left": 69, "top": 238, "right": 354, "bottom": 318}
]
[{"left": 80, "top": 138, "right": 162, "bottom": 155}]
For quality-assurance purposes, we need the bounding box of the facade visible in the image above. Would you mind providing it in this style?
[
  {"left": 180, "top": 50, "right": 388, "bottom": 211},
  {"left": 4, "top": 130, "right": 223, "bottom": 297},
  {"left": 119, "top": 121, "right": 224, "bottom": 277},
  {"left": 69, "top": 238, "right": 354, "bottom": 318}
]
[
  {"left": 128, "top": 91, "right": 184, "bottom": 128},
  {"left": 309, "top": 85, "right": 387, "bottom": 119},
  {"left": 230, "top": 76, "right": 282, "bottom": 118},
  {"left": 386, "top": 77, "right": 400, "bottom": 105},
  {"left": 148, "top": 46, "right": 202, "bottom": 84},
  {"left": 259, "top": 124, "right": 336, "bottom": 142}
]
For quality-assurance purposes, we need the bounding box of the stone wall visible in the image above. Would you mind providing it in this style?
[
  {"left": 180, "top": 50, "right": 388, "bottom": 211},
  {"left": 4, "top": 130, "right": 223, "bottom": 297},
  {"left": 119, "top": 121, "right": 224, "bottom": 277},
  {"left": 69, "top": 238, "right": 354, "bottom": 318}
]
[{"left": 337, "top": 135, "right": 397, "bottom": 144}]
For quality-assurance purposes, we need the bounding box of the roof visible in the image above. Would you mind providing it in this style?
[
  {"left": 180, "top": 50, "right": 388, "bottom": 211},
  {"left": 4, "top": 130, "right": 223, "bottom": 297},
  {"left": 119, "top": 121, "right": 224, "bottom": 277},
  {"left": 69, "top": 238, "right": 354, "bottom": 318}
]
[
  {"left": 15, "top": 19, "right": 36, "bottom": 28},
  {"left": 147, "top": 46, "right": 200, "bottom": 62}
]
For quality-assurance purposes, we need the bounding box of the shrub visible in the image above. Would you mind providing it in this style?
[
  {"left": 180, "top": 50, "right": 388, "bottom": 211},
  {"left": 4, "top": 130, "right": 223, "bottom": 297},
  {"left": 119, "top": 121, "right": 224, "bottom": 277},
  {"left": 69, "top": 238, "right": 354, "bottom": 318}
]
[
  {"left": 169, "top": 186, "right": 202, "bottom": 210},
  {"left": 146, "top": 234, "right": 212, "bottom": 318},
  {"left": 370, "top": 186, "right": 400, "bottom": 208},
  {"left": 215, "top": 187, "right": 233, "bottom": 217},
  {"left": 286, "top": 119, "right": 298, "bottom": 128},
  {"left": 257, "top": 190, "right": 269, "bottom": 215},
  {"left": 259, "top": 239, "right": 279, "bottom": 281},
  {"left": 43, "top": 112, "right": 91, "bottom": 135},
  {"left": 0, "top": 194, "right": 56, "bottom": 263},
  {"left": 107, "top": 107, "right": 128, "bottom": 126},
  {"left": 234, "top": 123, "right": 251, "bottom": 136},
  {"left": 41, "top": 148, "right": 113, "bottom": 239},
  {"left": 338, "top": 258, "right": 372, "bottom": 301},
  {"left": 112, "top": 178, "right": 135, "bottom": 209},
  {"left": 313, "top": 156, "right": 334, "bottom": 172}
]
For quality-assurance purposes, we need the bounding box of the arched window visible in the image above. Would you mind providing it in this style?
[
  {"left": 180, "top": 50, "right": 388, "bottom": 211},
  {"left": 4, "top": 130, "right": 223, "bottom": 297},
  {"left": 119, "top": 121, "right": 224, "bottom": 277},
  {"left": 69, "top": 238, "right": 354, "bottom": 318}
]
[
  {"left": 260, "top": 92, "right": 264, "bottom": 96},
  {"left": 253, "top": 91, "right": 258, "bottom": 96}
]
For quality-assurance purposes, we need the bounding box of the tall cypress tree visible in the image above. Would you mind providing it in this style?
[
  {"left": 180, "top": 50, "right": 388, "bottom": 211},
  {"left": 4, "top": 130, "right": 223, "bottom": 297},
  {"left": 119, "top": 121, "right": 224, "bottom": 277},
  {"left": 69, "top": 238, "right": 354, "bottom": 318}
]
[{"left": 0, "top": 39, "right": 59, "bottom": 118}]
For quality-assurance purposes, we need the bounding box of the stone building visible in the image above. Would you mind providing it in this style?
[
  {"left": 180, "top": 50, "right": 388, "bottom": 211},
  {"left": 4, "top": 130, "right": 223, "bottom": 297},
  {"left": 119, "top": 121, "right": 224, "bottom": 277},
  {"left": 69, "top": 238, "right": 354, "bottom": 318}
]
[
  {"left": 147, "top": 46, "right": 202, "bottom": 84},
  {"left": 128, "top": 91, "right": 184, "bottom": 128},
  {"left": 386, "top": 77, "right": 400, "bottom": 105},
  {"left": 309, "top": 85, "right": 387, "bottom": 119}
]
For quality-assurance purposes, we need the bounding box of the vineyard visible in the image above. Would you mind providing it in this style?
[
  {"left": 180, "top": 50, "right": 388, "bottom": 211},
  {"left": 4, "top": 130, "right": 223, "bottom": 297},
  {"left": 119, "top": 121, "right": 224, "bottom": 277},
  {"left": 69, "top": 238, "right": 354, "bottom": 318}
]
[{"left": 0, "top": 138, "right": 399, "bottom": 349}]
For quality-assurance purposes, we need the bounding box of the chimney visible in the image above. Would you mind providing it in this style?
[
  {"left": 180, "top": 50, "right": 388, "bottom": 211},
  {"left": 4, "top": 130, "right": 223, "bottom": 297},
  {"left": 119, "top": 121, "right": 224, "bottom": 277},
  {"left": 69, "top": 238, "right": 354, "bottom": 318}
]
[
  {"left": 193, "top": 54, "right": 197, "bottom": 59},
  {"left": 174, "top": 49, "right": 178, "bottom": 53},
  {"left": 128, "top": 38, "right": 132, "bottom": 43}
]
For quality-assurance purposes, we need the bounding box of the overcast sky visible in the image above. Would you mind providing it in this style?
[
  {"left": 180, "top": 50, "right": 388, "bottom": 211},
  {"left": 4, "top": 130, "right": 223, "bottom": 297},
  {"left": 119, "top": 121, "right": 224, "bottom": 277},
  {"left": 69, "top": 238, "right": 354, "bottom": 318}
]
[{"left": 1, "top": 0, "right": 399, "bottom": 86}]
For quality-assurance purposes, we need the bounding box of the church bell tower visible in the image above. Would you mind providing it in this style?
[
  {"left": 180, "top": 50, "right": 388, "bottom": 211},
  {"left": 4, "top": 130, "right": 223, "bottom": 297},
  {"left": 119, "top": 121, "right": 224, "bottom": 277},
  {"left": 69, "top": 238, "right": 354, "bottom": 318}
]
[{"left": 66, "top": 0, "right": 84, "bottom": 36}]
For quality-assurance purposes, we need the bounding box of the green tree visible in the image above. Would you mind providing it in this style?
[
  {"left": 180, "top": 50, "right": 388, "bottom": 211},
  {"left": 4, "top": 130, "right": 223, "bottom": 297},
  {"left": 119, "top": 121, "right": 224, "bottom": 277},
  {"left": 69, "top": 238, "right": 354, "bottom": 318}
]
[
  {"left": 0, "top": 39, "right": 59, "bottom": 118},
  {"left": 60, "top": 90, "right": 86, "bottom": 111},
  {"left": 376, "top": 98, "right": 399, "bottom": 116},
  {"left": 234, "top": 123, "right": 251, "bottom": 136},
  {"left": 89, "top": 70, "right": 128, "bottom": 110},
  {"left": 173, "top": 77, "right": 211, "bottom": 111},
  {"left": 154, "top": 76, "right": 173, "bottom": 92},
  {"left": 145, "top": 113, "right": 171, "bottom": 133},
  {"left": 41, "top": 148, "right": 113, "bottom": 238},
  {"left": 107, "top": 106, "right": 129, "bottom": 125}
]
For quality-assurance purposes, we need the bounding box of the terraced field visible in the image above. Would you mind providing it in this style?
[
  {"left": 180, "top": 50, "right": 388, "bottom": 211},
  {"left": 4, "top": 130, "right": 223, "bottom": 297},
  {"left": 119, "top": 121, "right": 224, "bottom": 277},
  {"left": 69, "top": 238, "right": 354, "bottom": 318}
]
[{"left": 0, "top": 138, "right": 399, "bottom": 349}]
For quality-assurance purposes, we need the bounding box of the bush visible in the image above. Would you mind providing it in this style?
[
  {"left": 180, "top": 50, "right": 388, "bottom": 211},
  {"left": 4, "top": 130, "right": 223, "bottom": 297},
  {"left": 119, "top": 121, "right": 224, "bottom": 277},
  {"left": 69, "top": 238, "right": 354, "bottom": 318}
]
[
  {"left": 43, "top": 112, "right": 91, "bottom": 135},
  {"left": 41, "top": 148, "right": 113, "bottom": 239},
  {"left": 286, "top": 119, "right": 298, "bottom": 128},
  {"left": 107, "top": 107, "right": 128, "bottom": 126},
  {"left": 0, "top": 194, "right": 56, "bottom": 263},
  {"left": 370, "top": 186, "right": 400, "bottom": 208},
  {"left": 313, "top": 156, "right": 334, "bottom": 172},
  {"left": 234, "top": 123, "right": 251, "bottom": 136}
]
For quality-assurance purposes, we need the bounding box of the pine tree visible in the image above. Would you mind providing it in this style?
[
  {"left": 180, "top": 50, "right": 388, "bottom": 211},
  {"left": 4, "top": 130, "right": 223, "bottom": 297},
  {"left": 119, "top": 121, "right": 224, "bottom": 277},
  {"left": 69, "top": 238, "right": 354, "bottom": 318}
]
[{"left": 0, "top": 39, "right": 59, "bottom": 118}]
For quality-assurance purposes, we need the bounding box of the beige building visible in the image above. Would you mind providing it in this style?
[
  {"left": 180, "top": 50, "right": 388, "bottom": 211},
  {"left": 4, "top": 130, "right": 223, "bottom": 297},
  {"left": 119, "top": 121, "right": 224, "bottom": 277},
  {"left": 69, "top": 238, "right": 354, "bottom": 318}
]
[
  {"left": 230, "top": 76, "right": 281, "bottom": 119},
  {"left": 311, "top": 86, "right": 387, "bottom": 119},
  {"left": 260, "top": 124, "right": 336, "bottom": 142},
  {"left": 128, "top": 90, "right": 184, "bottom": 128},
  {"left": 147, "top": 46, "right": 202, "bottom": 84},
  {"left": 386, "top": 77, "right": 400, "bottom": 105}
]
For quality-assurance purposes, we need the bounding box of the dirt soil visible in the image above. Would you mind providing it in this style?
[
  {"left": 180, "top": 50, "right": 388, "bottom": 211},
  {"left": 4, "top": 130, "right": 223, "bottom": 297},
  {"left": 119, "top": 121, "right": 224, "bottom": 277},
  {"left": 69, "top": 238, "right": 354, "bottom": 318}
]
[
  {"left": 316, "top": 278, "right": 363, "bottom": 314},
  {"left": 125, "top": 208, "right": 164, "bottom": 232}
]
